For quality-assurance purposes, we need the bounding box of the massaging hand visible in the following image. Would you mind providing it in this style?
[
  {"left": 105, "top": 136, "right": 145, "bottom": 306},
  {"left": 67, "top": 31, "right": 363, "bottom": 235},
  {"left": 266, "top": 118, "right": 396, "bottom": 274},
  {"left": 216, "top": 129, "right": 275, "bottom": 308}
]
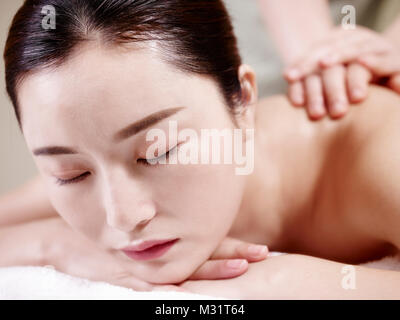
[
  {"left": 283, "top": 26, "right": 400, "bottom": 120},
  {"left": 43, "top": 217, "right": 268, "bottom": 292}
]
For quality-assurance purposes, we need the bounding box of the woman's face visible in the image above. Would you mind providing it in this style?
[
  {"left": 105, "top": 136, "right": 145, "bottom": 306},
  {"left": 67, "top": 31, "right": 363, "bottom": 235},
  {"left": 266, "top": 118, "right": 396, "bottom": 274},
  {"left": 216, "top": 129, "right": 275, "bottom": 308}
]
[{"left": 18, "top": 43, "right": 251, "bottom": 284}]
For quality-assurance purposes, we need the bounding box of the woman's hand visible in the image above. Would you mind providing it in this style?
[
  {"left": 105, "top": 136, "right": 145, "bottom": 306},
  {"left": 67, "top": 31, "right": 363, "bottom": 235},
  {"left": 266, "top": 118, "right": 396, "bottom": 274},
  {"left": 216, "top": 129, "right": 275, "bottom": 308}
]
[
  {"left": 153, "top": 237, "right": 269, "bottom": 293},
  {"left": 184, "top": 236, "right": 268, "bottom": 281},
  {"left": 179, "top": 254, "right": 289, "bottom": 299},
  {"left": 41, "top": 217, "right": 159, "bottom": 291},
  {"left": 283, "top": 26, "right": 400, "bottom": 119}
]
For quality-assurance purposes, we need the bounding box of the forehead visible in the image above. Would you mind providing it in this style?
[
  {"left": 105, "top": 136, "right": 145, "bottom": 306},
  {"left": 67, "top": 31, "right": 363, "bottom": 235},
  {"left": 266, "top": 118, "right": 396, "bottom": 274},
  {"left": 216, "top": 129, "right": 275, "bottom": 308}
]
[{"left": 17, "top": 43, "right": 221, "bottom": 151}]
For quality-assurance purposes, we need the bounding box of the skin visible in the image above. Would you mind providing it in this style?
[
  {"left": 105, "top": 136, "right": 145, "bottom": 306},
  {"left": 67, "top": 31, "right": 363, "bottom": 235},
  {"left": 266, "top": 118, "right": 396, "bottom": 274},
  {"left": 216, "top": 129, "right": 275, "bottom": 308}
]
[
  {"left": 16, "top": 40, "right": 400, "bottom": 297},
  {"left": 18, "top": 42, "right": 250, "bottom": 285},
  {"left": 179, "top": 83, "right": 400, "bottom": 299},
  {"left": 284, "top": 26, "right": 400, "bottom": 107},
  {"left": 231, "top": 86, "right": 400, "bottom": 264},
  {"left": 259, "top": 0, "right": 400, "bottom": 119}
]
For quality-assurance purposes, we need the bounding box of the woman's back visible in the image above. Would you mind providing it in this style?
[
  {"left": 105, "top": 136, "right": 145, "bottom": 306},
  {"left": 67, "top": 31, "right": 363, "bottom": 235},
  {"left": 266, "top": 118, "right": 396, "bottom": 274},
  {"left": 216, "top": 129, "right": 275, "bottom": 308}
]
[{"left": 251, "top": 85, "right": 400, "bottom": 263}]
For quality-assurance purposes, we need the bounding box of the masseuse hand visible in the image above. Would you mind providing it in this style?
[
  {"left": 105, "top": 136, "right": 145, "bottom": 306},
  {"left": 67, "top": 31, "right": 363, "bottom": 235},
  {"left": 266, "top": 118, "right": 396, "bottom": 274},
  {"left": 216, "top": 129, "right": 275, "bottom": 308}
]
[
  {"left": 44, "top": 217, "right": 268, "bottom": 292},
  {"left": 283, "top": 26, "right": 400, "bottom": 120}
]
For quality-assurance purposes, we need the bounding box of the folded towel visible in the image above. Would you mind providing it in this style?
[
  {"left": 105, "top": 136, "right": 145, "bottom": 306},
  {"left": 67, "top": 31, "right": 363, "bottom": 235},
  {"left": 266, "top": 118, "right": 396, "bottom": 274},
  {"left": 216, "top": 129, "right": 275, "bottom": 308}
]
[
  {"left": 0, "top": 265, "right": 224, "bottom": 300},
  {"left": 1, "top": 251, "right": 399, "bottom": 299}
]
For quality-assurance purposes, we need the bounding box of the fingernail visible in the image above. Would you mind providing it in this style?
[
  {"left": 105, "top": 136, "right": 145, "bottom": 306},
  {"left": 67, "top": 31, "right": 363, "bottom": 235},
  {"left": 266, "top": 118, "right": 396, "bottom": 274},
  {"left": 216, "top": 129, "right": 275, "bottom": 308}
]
[
  {"left": 226, "top": 259, "right": 247, "bottom": 269},
  {"left": 248, "top": 245, "right": 268, "bottom": 257}
]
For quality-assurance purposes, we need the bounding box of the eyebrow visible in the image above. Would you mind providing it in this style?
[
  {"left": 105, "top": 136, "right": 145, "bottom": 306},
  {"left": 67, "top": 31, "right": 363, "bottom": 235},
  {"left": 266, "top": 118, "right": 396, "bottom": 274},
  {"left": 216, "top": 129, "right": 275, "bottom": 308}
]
[{"left": 32, "top": 106, "right": 186, "bottom": 156}]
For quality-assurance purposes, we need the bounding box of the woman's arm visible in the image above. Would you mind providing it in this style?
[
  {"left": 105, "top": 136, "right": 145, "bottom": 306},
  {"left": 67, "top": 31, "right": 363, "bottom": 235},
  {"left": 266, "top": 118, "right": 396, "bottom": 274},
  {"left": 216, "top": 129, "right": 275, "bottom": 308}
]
[
  {"left": 0, "top": 174, "right": 58, "bottom": 227},
  {"left": 383, "top": 15, "right": 400, "bottom": 49},
  {"left": 0, "top": 216, "right": 156, "bottom": 291},
  {"left": 257, "top": 0, "right": 333, "bottom": 66},
  {"left": 0, "top": 217, "right": 49, "bottom": 267},
  {"left": 180, "top": 253, "right": 400, "bottom": 299}
]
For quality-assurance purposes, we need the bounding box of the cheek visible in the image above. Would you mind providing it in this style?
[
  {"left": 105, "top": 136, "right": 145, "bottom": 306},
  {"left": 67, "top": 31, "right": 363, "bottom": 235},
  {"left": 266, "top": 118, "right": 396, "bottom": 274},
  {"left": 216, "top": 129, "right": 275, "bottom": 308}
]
[
  {"left": 146, "top": 165, "right": 245, "bottom": 284},
  {"left": 164, "top": 162, "right": 245, "bottom": 238},
  {"left": 44, "top": 184, "right": 103, "bottom": 239}
]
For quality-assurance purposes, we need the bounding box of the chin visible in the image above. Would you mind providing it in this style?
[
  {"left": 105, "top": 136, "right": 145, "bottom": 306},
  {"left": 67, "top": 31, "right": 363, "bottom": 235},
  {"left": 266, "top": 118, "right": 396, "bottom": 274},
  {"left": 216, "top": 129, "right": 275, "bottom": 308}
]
[{"left": 145, "top": 259, "right": 204, "bottom": 285}]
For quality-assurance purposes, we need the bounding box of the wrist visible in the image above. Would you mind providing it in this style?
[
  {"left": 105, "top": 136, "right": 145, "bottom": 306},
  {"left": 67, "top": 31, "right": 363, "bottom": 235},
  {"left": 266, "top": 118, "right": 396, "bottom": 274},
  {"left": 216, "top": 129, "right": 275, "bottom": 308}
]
[
  {"left": 383, "top": 32, "right": 400, "bottom": 51},
  {"left": 383, "top": 17, "right": 400, "bottom": 51},
  {"left": 282, "top": 26, "right": 335, "bottom": 68},
  {"left": 38, "top": 217, "right": 73, "bottom": 270},
  {"left": 0, "top": 219, "right": 53, "bottom": 267}
]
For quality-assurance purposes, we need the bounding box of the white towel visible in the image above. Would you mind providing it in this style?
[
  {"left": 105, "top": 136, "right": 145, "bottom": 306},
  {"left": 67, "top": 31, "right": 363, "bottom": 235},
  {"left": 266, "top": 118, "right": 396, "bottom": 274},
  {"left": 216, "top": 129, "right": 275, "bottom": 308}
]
[
  {"left": 0, "top": 265, "right": 224, "bottom": 300},
  {"left": 1, "top": 251, "right": 399, "bottom": 299}
]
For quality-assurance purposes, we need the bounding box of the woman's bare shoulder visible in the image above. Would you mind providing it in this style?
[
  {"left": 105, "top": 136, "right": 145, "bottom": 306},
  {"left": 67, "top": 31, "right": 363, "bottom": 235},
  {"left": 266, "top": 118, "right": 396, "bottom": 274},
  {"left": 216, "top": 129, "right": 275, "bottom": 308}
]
[
  {"left": 331, "top": 86, "right": 400, "bottom": 247},
  {"left": 345, "top": 85, "right": 400, "bottom": 132},
  {"left": 254, "top": 94, "right": 312, "bottom": 135},
  {"left": 256, "top": 85, "right": 400, "bottom": 133}
]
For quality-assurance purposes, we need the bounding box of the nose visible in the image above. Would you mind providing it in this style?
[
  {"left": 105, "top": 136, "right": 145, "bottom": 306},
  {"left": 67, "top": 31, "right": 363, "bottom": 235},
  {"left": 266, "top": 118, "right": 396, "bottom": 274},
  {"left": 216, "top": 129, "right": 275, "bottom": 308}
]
[
  {"left": 102, "top": 169, "right": 156, "bottom": 232},
  {"left": 107, "top": 194, "right": 156, "bottom": 233}
]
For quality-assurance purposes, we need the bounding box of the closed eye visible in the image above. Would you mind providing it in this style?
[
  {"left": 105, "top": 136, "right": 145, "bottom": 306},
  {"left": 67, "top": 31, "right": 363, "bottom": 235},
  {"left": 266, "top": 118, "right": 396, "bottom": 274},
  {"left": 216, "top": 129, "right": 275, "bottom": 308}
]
[
  {"left": 54, "top": 144, "right": 181, "bottom": 186},
  {"left": 137, "top": 144, "right": 180, "bottom": 166},
  {"left": 55, "top": 171, "right": 91, "bottom": 186}
]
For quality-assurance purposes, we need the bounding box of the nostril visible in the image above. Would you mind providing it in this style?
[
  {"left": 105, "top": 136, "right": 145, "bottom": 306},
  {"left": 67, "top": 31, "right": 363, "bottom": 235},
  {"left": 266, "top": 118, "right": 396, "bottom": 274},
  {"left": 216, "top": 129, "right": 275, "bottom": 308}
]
[{"left": 137, "top": 218, "right": 151, "bottom": 228}]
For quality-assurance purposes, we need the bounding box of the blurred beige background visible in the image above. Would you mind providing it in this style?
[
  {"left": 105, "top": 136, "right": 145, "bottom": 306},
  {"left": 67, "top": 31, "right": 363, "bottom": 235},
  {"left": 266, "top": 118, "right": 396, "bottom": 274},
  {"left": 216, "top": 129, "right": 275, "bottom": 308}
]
[
  {"left": 1, "top": 0, "right": 399, "bottom": 195},
  {"left": 0, "top": 0, "right": 32, "bottom": 195}
]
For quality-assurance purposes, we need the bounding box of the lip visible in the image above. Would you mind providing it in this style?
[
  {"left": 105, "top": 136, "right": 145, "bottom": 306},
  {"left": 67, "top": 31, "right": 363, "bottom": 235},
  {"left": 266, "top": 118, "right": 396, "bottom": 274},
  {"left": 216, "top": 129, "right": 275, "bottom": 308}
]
[{"left": 121, "top": 238, "right": 179, "bottom": 261}]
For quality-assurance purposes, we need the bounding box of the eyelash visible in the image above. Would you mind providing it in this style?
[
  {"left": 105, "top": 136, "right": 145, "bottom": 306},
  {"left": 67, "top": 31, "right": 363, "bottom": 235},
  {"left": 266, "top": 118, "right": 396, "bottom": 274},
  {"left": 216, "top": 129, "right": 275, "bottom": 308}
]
[
  {"left": 55, "top": 172, "right": 91, "bottom": 186},
  {"left": 55, "top": 144, "right": 179, "bottom": 186},
  {"left": 137, "top": 144, "right": 179, "bottom": 166}
]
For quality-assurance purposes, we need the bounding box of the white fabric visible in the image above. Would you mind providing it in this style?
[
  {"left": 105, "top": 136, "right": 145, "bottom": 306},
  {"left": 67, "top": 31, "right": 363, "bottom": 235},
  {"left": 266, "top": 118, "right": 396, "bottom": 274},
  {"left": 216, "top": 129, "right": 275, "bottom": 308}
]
[
  {"left": 1, "top": 251, "right": 399, "bottom": 299},
  {"left": 0, "top": 265, "right": 223, "bottom": 300}
]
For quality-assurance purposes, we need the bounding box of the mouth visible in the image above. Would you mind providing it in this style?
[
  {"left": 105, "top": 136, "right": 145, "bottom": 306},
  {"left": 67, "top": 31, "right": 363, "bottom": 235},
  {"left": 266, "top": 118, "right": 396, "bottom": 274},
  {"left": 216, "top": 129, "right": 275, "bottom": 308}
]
[{"left": 121, "top": 238, "right": 180, "bottom": 261}]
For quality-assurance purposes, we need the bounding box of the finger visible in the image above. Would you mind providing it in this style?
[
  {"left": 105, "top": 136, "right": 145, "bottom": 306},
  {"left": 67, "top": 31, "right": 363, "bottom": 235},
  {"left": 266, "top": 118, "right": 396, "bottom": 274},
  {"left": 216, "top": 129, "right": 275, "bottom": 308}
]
[
  {"left": 187, "top": 259, "right": 248, "bottom": 281},
  {"left": 284, "top": 29, "right": 372, "bottom": 80},
  {"left": 388, "top": 73, "right": 400, "bottom": 94},
  {"left": 304, "top": 74, "right": 326, "bottom": 120},
  {"left": 210, "top": 237, "right": 268, "bottom": 262},
  {"left": 322, "top": 65, "right": 349, "bottom": 119},
  {"left": 284, "top": 45, "right": 331, "bottom": 81},
  {"left": 288, "top": 81, "right": 305, "bottom": 106},
  {"left": 357, "top": 54, "right": 400, "bottom": 77},
  {"left": 319, "top": 39, "right": 391, "bottom": 68},
  {"left": 346, "top": 62, "right": 372, "bottom": 103}
]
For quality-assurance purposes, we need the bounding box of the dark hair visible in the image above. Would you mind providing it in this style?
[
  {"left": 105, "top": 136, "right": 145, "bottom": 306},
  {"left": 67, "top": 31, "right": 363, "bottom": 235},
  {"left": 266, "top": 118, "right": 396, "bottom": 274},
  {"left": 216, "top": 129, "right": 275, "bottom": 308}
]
[{"left": 3, "top": 0, "right": 244, "bottom": 130}]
